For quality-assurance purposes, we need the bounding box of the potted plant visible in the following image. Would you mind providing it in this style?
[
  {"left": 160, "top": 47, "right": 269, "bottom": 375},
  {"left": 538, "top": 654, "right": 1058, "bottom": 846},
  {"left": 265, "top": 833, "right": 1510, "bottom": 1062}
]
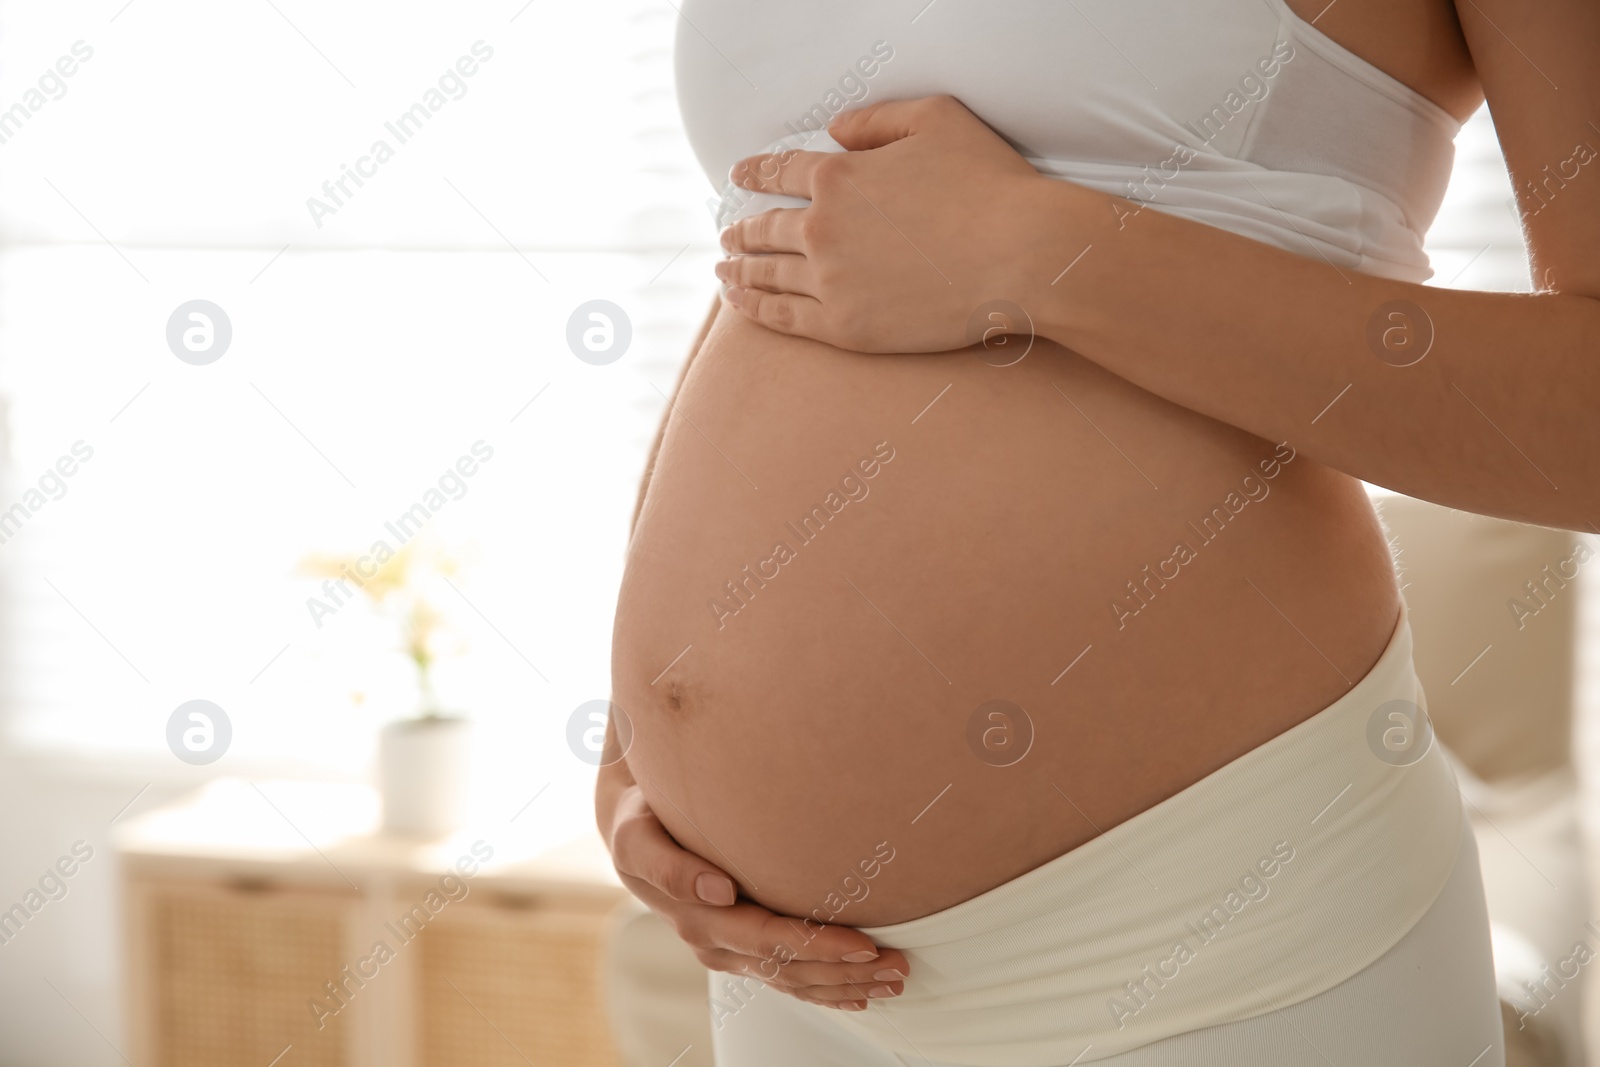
[{"left": 299, "top": 533, "right": 473, "bottom": 837}]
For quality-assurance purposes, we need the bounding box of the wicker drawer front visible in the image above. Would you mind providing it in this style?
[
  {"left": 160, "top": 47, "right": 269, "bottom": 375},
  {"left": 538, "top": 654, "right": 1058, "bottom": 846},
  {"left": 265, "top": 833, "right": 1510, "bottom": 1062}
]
[
  {"left": 419, "top": 894, "right": 619, "bottom": 1067},
  {"left": 148, "top": 883, "right": 352, "bottom": 1067}
]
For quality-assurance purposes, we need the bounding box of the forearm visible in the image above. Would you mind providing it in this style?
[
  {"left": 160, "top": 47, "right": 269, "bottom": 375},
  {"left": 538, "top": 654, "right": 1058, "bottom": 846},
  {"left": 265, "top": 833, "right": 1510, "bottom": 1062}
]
[{"left": 1026, "top": 179, "right": 1600, "bottom": 532}]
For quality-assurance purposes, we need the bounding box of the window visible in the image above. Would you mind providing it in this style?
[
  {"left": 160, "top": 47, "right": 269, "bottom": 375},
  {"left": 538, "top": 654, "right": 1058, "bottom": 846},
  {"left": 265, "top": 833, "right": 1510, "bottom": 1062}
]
[
  {"left": 0, "top": 0, "right": 1531, "bottom": 844},
  {"left": 0, "top": 0, "right": 720, "bottom": 844}
]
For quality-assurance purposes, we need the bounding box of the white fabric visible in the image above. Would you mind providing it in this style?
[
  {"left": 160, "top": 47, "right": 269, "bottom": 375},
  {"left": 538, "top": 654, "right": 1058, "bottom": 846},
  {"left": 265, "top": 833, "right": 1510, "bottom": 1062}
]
[
  {"left": 712, "top": 811, "right": 1502, "bottom": 1066},
  {"left": 675, "top": 0, "right": 1460, "bottom": 283}
]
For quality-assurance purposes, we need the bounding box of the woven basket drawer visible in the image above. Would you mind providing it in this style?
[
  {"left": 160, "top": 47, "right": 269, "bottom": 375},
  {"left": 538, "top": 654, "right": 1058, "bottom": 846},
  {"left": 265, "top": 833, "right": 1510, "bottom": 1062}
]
[
  {"left": 418, "top": 891, "right": 620, "bottom": 1067},
  {"left": 144, "top": 881, "right": 353, "bottom": 1067}
]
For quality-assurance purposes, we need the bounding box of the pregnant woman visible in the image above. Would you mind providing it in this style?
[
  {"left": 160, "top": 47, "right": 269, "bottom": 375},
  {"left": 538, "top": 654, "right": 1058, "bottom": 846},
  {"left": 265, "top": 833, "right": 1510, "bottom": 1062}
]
[{"left": 599, "top": 0, "right": 1598, "bottom": 1063}]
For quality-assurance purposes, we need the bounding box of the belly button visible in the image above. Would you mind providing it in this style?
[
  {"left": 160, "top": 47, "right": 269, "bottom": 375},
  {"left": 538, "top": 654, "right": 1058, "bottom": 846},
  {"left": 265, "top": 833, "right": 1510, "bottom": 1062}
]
[{"left": 658, "top": 673, "right": 704, "bottom": 714}]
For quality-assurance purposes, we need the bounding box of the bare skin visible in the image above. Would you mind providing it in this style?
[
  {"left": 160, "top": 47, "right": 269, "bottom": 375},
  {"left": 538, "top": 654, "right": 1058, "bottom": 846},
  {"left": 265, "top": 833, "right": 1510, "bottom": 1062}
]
[
  {"left": 615, "top": 295, "right": 1401, "bottom": 917},
  {"left": 598, "top": 0, "right": 1546, "bottom": 1012}
]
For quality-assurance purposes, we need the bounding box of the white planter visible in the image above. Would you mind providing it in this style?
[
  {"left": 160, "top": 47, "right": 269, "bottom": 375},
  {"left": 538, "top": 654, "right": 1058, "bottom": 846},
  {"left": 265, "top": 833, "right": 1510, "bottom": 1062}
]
[{"left": 378, "top": 716, "right": 471, "bottom": 837}]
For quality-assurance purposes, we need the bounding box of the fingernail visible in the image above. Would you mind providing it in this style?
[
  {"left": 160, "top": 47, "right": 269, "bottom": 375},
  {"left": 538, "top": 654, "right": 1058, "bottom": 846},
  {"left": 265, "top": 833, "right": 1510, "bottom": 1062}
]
[
  {"left": 872, "top": 969, "right": 906, "bottom": 982},
  {"left": 867, "top": 985, "right": 897, "bottom": 999},
  {"left": 695, "top": 872, "right": 736, "bottom": 905},
  {"left": 713, "top": 258, "right": 730, "bottom": 279},
  {"left": 719, "top": 226, "right": 734, "bottom": 251},
  {"left": 841, "top": 1001, "right": 868, "bottom": 1011},
  {"left": 841, "top": 949, "right": 878, "bottom": 963},
  {"left": 724, "top": 285, "right": 745, "bottom": 307}
]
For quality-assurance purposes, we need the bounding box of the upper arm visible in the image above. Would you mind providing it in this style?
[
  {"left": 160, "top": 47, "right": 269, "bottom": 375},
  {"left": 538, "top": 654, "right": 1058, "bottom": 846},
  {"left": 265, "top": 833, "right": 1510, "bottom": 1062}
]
[{"left": 1457, "top": 0, "right": 1600, "bottom": 297}]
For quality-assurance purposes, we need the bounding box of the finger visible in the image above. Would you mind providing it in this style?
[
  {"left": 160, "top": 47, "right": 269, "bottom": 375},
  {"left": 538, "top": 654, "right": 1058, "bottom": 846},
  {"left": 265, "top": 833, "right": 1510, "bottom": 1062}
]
[
  {"left": 720, "top": 207, "right": 805, "bottom": 255},
  {"left": 792, "top": 979, "right": 904, "bottom": 1004},
  {"left": 726, "top": 954, "right": 909, "bottom": 991},
  {"left": 790, "top": 988, "right": 869, "bottom": 1012},
  {"left": 754, "top": 912, "right": 894, "bottom": 966},
  {"left": 765, "top": 958, "right": 911, "bottom": 990},
  {"left": 730, "top": 148, "right": 835, "bottom": 199},
  {"left": 611, "top": 794, "right": 738, "bottom": 906},
  {"left": 724, "top": 286, "right": 826, "bottom": 340},
  {"left": 829, "top": 94, "right": 967, "bottom": 150},
  {"left": 691, "top": 948, "right": 905, "bottom": 1006},
  {"left": 679, "top": 903, "right": 892, "bottom": 966},
  {"left": 714, "top": 253, "right": 814, "bottom": 297}
]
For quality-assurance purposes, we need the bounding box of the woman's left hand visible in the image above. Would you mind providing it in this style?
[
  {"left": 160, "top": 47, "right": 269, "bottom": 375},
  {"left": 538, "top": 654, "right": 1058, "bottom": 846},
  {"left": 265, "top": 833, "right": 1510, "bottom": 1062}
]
[{"left": 714, "top": 95, "right": 1095, "bottom": 353}]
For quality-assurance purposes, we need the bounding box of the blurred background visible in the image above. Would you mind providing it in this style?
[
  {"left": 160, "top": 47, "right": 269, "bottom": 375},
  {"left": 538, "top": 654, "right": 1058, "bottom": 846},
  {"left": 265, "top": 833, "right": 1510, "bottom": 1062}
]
[{"left": 0, "top": 1, "right": 1593, "bottom": 1065}]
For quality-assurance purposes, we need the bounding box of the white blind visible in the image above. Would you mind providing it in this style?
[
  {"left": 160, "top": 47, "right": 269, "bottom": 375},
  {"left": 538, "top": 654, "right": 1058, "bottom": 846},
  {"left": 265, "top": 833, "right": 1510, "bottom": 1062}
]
[{"left": 0, "top": 0, "right": 719, "bottom": 841}]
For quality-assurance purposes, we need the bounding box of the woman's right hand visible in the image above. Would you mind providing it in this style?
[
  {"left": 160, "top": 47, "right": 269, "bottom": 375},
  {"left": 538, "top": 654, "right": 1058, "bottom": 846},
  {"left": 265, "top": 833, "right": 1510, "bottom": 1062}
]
[{"left": 603, "top": 782, "right": 910, "bottom": 1011}]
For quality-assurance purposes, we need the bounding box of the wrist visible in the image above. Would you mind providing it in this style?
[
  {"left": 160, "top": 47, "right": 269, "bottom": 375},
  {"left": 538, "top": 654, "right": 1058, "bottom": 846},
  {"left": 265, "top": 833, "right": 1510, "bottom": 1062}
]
[{"left": 998, "top": 176, "right": 1121, "bottom": 351}]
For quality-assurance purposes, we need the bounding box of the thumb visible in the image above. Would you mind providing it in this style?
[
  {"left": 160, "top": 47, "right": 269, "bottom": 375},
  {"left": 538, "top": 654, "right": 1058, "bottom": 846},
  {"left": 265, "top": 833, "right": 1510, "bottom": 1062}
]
[
  {"left": 611, "top": 787, "right": 739, "bottom": 906},
  {"left": 828, "top": 97, "right": 924, "bottom": 151}
]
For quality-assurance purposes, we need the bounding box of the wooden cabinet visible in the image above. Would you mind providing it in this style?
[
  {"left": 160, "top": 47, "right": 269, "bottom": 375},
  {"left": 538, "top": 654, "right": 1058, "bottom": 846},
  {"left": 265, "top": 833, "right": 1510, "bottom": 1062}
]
[{"left": 118, "top": 780, "right": 626, "bottom": 1067}]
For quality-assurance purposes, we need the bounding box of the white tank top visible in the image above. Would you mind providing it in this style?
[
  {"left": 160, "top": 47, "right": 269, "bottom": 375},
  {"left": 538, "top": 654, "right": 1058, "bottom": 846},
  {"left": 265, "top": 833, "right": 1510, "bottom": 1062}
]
[{"left": 674, "top": 0, "right": 1462, "bottom": 283}]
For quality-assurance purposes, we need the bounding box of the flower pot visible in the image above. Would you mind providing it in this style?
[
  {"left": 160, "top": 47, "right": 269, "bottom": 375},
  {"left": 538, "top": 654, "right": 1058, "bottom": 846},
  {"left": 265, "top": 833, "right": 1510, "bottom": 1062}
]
[{"left": 378, "top": 715, "right": 471, "bottom": 837}]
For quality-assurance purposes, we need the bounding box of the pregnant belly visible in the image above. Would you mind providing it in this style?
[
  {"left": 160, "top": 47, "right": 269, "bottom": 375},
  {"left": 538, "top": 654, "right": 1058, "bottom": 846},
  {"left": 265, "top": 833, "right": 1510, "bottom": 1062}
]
[{"left": 613, "top": 301, "right": 1400, "bottom": 926}]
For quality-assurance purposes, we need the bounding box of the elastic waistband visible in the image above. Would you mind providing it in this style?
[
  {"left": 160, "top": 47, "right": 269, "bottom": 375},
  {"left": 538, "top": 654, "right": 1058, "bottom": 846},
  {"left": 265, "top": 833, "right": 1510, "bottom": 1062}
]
[{"left": 837, "top": 601, "right": 1463, "bottom": 1064}]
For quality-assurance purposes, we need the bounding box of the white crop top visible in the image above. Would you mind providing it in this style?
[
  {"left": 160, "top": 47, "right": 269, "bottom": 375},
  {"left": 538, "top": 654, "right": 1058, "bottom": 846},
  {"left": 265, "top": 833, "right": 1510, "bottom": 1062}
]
[{"left": 674, "top": 0, "right": 1462, "bottom": 283}]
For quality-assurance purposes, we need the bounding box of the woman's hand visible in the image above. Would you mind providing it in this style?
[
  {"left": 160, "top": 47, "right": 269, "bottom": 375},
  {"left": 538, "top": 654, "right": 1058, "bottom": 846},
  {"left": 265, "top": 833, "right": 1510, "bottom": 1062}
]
[
  {"left": 713, "top": 94, "right": 1100, "bottom": 353},
  {"left": 604, "top": 783, "right": 910, "bottom": 1011}
]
